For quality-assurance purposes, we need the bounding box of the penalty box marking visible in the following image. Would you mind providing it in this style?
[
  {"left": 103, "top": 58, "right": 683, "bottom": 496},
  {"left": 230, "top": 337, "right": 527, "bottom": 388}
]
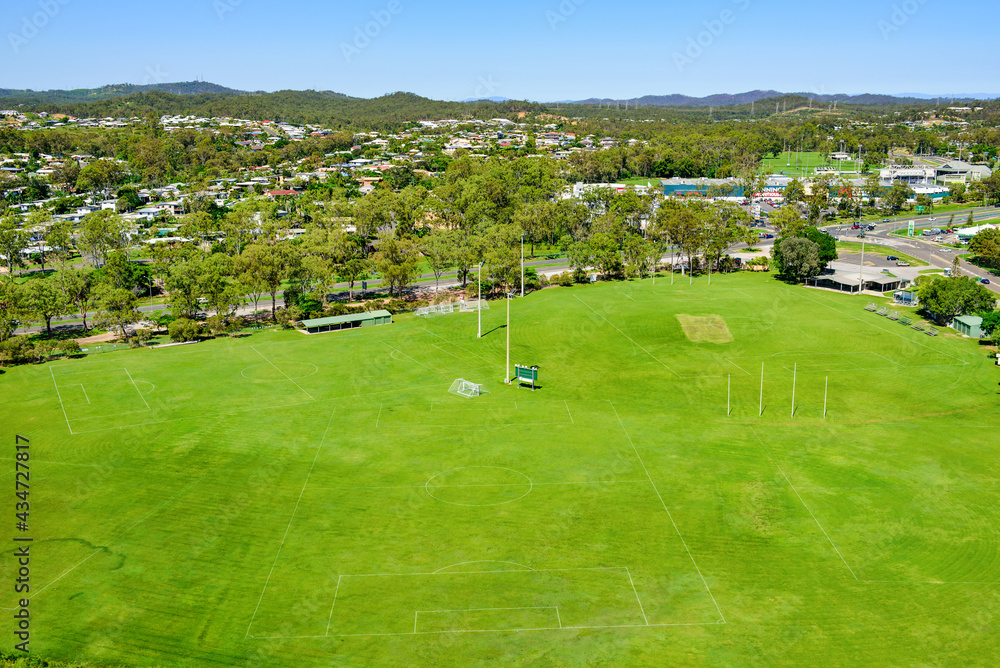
[
  {"left": 302, "top": 566, "right": 674, "bottom": 638},
  {"left": 52, "top": 366, "right": 152, "bottom": 423},
  {"left": 414, "top": 606, "right": 562, "bottom": 633}
]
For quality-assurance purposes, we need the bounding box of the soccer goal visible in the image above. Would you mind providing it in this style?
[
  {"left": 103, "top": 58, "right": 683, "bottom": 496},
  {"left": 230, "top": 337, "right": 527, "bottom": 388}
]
[
  {"left": 460, "top": 300, "right": 489, "bottom": 313},
  {"left": 449, "top": 378, "right": 487, "bottom": 399},
  {"left": 417, "top": 303, "right": 458, "bottom": 317}
]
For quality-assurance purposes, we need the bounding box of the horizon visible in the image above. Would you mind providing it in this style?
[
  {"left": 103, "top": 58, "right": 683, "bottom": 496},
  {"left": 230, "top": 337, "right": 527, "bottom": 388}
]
[
  {"left": 3, "top": 81, "right": 999, "bottom": 105},
  {"left": 3, "top": 0, "right": 997, "bottom": 102}
]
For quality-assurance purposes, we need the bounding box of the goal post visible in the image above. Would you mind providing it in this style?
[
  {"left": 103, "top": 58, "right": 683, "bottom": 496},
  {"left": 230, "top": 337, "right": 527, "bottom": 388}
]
[{"left": 449, "top": 378, "right": 488, "bottom": 399}]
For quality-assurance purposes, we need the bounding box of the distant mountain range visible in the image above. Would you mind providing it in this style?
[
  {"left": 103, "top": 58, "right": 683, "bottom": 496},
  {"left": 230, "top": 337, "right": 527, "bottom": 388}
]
[
  {"left": 0, "top": 81, "right": 251, "bottom": 105},
  {"left": 1, "top": 83, "right": 996, "bottom": 110},
  {"left": 564, "top": 90, "right": 996, "bottom": 107}
]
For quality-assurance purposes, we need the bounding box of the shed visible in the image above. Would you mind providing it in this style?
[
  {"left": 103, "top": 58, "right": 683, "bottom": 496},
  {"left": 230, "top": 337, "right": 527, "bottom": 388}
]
[
  {"left": 953, "top": 315, "right": 985, "bottom": 338},
  {"left": 301, "top": 310, "right": 392, "bottom": 334}
]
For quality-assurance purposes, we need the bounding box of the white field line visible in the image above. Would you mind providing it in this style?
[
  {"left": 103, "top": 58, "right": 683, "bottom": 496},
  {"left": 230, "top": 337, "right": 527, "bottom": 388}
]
[
  {"left": 625, "top": 567, "right": 649, "bottom": 626},
  {"left": 59, "top": 384, "right": 91, "bottom": 406},
  {"left": 414, "top": 607, "right": 560, "bottom": 634},
  {"left": 68, "top": 400, "right": 320, "bottom": 435},
  {"left": 123, "top": 367, "right": 151, "bottom": 410},
  {"left": 252, "top": 621, "right": 724, "bottom": 639},
  {"left": 382, "top": 341, "right": 437, "bottom": 373},
  {"left": 565, "top": 401, "right": 574, "bottom": 424},
  {"left": 0, "top": 476, "right": 205, "bottom": 610},
  {"left": 245, "top": 408, "right": 338, "bottom": 639},
  {"left": 307, "top": 481, "right": 646, "bottom": 491},
  {"left": 50, "top": 366, "right": 73, "bottom": 435},
  {"left": 251, "top": 345, "right": 315, "bottom": 402},
  {"left": 574, "top": 296, "right": 682, "bottom": 378},
  {"left": 432, "top": 343, "right": 461, "bottom": 359},
  {"left": 611, "top": 402, "right": 726, "bottom": 623},
  {"left": 50, "top": 367, "right": 127, "bottom": 377},
  {"left": 338, "top": 566, "right": 631, "bottom": 579},
  {"left": 432, "top": 560, "right": 536, "bottom": 574},
  {"left": 750, "top": 427, "right": 860, "bottom": 581},
  {"left": 324, "top": 575, "right": 343, "bottom": 636},
  {"left": 785, "top": 287, "right": 970, "bottom": 365},
  {"left": 375, "top": 404, "right": 382, "bottom": 428},
  {"left": 419, "top": 327, "right": 500, "bottom": 370}
]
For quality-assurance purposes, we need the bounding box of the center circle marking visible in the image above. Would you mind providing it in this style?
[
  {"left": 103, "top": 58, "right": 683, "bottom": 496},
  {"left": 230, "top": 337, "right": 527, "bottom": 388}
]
[{"left": 425, "top": 466, "right": 533, "bottom": 507}]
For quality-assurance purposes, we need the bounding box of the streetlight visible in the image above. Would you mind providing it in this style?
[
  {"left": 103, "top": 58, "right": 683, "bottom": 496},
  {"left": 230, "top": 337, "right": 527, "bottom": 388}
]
[{"left": 477, "top": 261, "right": 484, "bottom": 338}]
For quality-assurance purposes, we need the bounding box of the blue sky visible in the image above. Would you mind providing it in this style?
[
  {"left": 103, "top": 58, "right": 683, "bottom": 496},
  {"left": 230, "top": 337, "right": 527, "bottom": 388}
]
[{"left": 3, "top": 0, "right": 998, "bottom": 100}]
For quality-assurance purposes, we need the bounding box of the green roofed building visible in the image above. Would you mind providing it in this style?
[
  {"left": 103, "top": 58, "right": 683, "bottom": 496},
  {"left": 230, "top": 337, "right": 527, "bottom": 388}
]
[
  {"left": 301, "top": 310, "right": 392, "bottom": 334},
  {"left": 952, "top": 315, "right": 985, "bottom": 339}
]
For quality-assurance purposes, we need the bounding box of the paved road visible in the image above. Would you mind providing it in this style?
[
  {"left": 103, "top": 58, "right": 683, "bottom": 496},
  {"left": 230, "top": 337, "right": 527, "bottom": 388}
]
[
  {"left": 822, "top": 208, "right": 1000, "bottom": 295},
  {"left": 15, "top": 207, "right": 1000, "bottom": 336}
]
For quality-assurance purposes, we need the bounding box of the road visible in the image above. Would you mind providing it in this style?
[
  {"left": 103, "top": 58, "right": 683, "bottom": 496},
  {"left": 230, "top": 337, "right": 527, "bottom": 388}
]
[
  {"left": 14, "top": 207, "right": 1000, "bottom": 336},
  {"left": 822, "top": 207, "right": 1000, "bottom": 295}
]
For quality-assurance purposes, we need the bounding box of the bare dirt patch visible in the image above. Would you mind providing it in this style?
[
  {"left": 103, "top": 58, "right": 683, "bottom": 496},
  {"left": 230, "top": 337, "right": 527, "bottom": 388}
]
[{"left": 676, "top": 314, "right": 734, "bottom": 344}]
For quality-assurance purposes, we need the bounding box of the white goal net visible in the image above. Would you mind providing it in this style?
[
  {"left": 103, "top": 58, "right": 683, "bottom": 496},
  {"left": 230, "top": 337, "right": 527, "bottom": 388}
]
[
  {"left": 449, "top": 378, "right": 487, "bottom": 399},
  {"left": 460, "top": 300, "right": 489, "bottom": 312},
  {"left": 416, "top": 303, "right": 457, "bottom": 317}
]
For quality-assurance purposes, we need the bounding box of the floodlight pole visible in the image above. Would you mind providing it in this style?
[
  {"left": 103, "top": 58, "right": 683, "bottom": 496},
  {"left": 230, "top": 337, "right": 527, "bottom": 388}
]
[
  {"left": 859, "top": 239, "right": 866, "bottom": 296},
  {"left": 824, "top": 376, "right": 829, "bottom": 419},
  {"left": 759, "top": 363, "right": 764, "bottom": 417},
  {"left": 477, "top": 261, "right": 483, "bottom": 338},
  {"left": 505, "top": 291, "right": 512, "bottom": 384},
  {"left": 520, "top": 233, "right": 525, "bottom": 298},
  {"left": 791, "top": 363, "right": 797, "bottom": 418}
]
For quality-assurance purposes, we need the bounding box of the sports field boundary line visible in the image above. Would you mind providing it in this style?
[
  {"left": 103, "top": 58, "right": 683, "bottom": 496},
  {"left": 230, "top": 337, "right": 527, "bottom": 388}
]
[
  {"left": 253, "top": 621, "right": 724, "bottom": 640},
  {"left": 750, "top": 426, "right": 1000, "bottom": 585},
  {"left": 50, "top": 366, "right": 73, "bottom": 435},
  {"left": 307, "top": 480, "right": 647, "bottom": 491},
  {"left": 783, "top": 286, "right": 970, "bottom": 366},
  {"left": 123, "top": 367, "right": 151, "bottom": 410},
  {"left": 336, "top": 566, "right": 633, "bottom": 579},
  {"left": 610, "top": 402, "right": 726, "bottom": 623},
  {"left": 750, "top": 426, "right": 860, "bottom": 581},
  {"left": 66, "top": 399, "right": 321, "bottom": 435},
  {"left": 625, "top": 567, "right": 649, "bottom": 626},
  {"left": 565, "top": 401, "right": 574, "bottom": 424},
  {"left": 245, "top": 407, "right": 338, "bottom": 639},
  {"left": 0, "top": 475, "right": 205, "bottom": 610},
  {"left": 414, "top": 607, "right": 560, "bottom": 634},
  {"left": 50, "top": 367, "right": 128, "bottom": 377},
  {"left": 419, "top": 327, "right": 500, "bottom": 369},
  {"left": 432, "top": 560, "right": 536, "bottom": 573},
  {"left": 251, "top": 345, "right": 316, "bottom": 401},
  {"left": 382, "top": 341, "right": 439, "bottom": 374},
  {"left": 574, "top": 297, "right": 682, "bottom": 378}
]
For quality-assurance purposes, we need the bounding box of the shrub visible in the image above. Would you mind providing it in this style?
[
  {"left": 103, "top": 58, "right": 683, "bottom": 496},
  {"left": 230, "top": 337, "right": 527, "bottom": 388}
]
[
  {"left": 59, "top": 340, "right": 82, "bottom": 357},
  {"left": 205, "top": 315, "right": 228, "bottom": 336},
  {"left": 168, "top": 318, "right": 201, "bottom": 343}
]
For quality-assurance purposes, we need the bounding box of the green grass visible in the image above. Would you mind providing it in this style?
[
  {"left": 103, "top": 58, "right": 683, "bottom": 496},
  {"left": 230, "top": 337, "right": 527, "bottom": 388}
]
[
  {"left": 763, "top": 152, "right": 861, "bottom": 177},
  {"left": 2, "top": 273, "right": 1000, "bottom": 666},
  {"left": 835, "top": 242, "right": 929, "bottom": 267}
]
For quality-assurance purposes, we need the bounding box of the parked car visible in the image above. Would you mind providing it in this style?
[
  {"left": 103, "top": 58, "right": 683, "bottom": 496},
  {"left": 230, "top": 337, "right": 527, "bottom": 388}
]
[
  {"left": 983, "top": 279, "right": 992, "bottom": 285},
  {"left": 896, "top": 261, "right": 911, "bottom": 267},
  {"left": 886, "top": 256, "right": 899, "bottom": 261},
  {"left": 758, "top": 233, "right": 774, "bottom": 239}
]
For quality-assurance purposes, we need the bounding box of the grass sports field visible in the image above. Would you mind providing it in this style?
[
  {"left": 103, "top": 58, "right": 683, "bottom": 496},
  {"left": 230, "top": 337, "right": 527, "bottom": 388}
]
[{"left": 2, "top": 272, "right": 999, "bottom": 666}]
